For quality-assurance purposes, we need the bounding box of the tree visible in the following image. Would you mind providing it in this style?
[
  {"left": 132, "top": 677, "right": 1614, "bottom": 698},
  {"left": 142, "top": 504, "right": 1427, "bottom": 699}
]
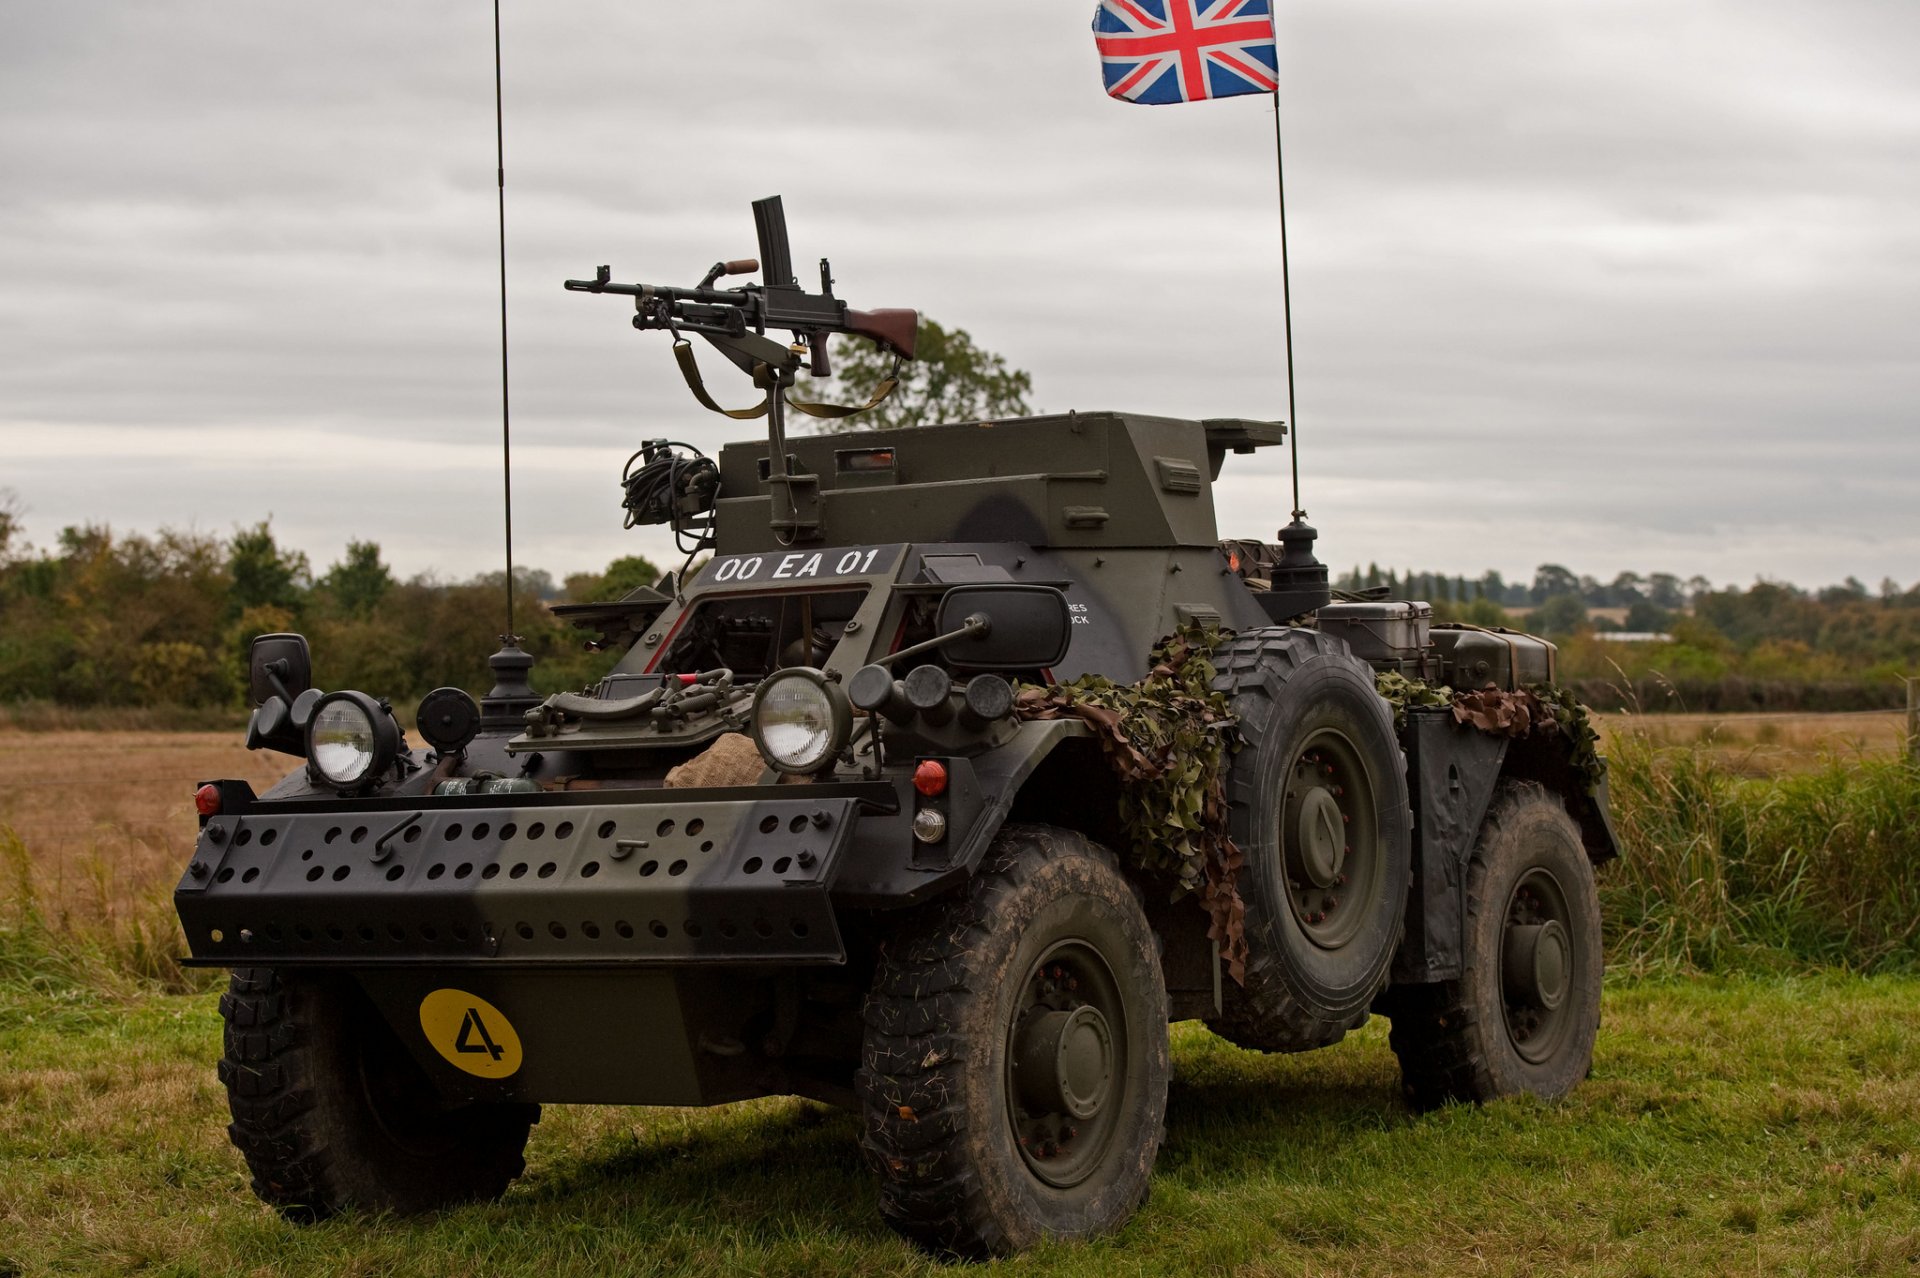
[
  {"left": 805, "top": 318, "right": 1032, "bottom": 432},
  {"left": 228, "top": 521, "right": 310, "bottom": 619},
  {"left": 0, "top": 489, "right": 23, "bottom": 569},
  {"left": 1647, "top": 572, "right": 1684, "bottom": 609},
  {"left": 1818, "top": 576, "right": 1869, "bottom": 605},
  {"left": 1531, "top": 593, "right": 1589, "bottom": 637},
  {"left": 1531, "top": 564, "right": 1579, "bottom": 604},
  {"left": 320, "top": 540, "right": 394, "bottom": 619},
  {"left": 1624, "top": 600, "right": 1673, "bottom": 633},
  {"left": 564, "top": 554, "right": 665, "bottom": 603}
]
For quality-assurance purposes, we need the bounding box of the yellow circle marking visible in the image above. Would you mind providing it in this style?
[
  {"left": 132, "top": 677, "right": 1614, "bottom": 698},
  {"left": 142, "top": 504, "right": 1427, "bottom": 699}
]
[{"left": 418, "top": 988, "right": 524, "bottom": 1079}]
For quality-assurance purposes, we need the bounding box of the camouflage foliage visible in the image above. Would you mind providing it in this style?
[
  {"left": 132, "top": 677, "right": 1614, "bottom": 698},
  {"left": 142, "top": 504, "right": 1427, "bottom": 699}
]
[
  {"left": 1380, "top": 672, "right": 1608, "bottom": 794},
  {"left": 1526, "top": 682, "right": 1608, "bottom": 793},
  {"left": 1374, "top": 670, "right": 1453, "bottom": 729},
  {"left": 1014, "top": 623, "right": 1248, "bottom": 981}
]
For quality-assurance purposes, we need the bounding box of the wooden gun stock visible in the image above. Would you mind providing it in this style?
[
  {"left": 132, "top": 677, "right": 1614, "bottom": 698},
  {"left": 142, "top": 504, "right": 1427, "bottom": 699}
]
[{"left": 845, "top": 308, "right": 920, "bottom": 360}]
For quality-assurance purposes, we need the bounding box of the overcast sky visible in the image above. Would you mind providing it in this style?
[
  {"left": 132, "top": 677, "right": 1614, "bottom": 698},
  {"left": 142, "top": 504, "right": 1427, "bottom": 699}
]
[{"left": 2, "top": 1, "right": 1914, "bottom": 591}]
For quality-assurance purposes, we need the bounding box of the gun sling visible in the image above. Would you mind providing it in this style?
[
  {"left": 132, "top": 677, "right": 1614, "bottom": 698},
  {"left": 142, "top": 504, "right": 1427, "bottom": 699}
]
[{"left": 672, "top": 340, "right": 900, "bottom": 422}]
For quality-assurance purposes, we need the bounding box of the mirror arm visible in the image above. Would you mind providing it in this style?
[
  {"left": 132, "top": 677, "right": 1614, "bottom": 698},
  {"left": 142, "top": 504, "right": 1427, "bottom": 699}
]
[
  {"left": 868, "top": 613, "right": 990, "bottom": 670},
  {"left": 262, "top": 659, "right": 295, "bottom": 706}
]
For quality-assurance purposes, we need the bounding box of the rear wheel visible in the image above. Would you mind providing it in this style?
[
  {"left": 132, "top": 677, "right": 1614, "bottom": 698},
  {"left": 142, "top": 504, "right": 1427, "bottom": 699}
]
[
  {"left": 219, "top": 967, "right": 537, "bottom": 1220},
  {"left": 857, "top": 824, "right": 1170, "bottom": 1258},
  {"left": 1208, "top": 629, "right": 1413, "bottom": 1052},
  {"left": 1387, "top": 782, "right": 1603, "bottom": 1108}
]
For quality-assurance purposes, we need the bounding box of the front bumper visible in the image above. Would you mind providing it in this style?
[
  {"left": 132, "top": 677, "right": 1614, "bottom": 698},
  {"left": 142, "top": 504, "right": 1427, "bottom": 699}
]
[{"left": 175, "top": 783, "right": 894, "bottom": 969}]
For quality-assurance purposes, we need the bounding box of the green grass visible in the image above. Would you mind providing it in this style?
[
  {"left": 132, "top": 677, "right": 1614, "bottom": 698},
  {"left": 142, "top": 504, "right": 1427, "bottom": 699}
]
[{"left": 3, "top": 973, "right": 1917, "bottom": 1276}]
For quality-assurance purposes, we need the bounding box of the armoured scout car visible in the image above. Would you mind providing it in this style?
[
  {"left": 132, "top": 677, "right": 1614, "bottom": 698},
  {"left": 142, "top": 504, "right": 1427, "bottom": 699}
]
[{"left": 177, "top": 199, "right": 1618, "bottom": 1257}]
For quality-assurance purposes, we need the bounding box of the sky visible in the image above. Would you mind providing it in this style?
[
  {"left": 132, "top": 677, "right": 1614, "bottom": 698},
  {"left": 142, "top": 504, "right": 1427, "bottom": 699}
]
[{"left": 2, "top": 1, "right": 1915, "bottom": 592}]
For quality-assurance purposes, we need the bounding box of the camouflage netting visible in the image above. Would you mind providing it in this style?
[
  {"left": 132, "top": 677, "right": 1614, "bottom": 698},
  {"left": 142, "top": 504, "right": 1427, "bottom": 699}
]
[
  {"left": 1013, "top": 624, "right": 1248, "bottom": 982},
  {"left": 1373, "top": 670, "right": 1453, "bottom": 729},
  {"left": 1376, "top": 672, "right": 1607, "bottom": 793}
]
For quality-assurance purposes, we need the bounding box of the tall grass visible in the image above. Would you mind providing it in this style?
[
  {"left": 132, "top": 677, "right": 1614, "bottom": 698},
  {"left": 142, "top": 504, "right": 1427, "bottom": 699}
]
[
  {"left": 1, "top": 824, "right": 209, "bottom": 997},
  {"left": 1601, "top": 731, "right": 1920, "bottom": 975}
]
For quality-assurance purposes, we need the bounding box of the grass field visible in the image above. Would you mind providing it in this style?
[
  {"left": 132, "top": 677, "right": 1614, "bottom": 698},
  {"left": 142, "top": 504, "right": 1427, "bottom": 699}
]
[
  {"left": 2, "top": 718, "right": 1917, "bottom": 1275},
  {"left": 0, "top": 730, "right": 286, "bottom": 988},
  {"left": 1596, "top": 710, "right": 1910, "bottom": 777},
  {"left": 2, "top": 971, "right": 1917, "bottom": 1277}
]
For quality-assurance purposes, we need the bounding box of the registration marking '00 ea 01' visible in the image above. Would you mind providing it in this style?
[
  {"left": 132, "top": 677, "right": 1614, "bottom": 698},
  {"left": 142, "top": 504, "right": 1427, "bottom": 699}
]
[{"left": 702, "top": 544, "right": 902, "bottom": 586}]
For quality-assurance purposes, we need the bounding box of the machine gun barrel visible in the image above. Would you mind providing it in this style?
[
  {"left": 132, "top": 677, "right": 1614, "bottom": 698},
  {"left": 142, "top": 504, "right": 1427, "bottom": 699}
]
[{"left": 562, "top": 275, "right": 751, "bottom": 307}]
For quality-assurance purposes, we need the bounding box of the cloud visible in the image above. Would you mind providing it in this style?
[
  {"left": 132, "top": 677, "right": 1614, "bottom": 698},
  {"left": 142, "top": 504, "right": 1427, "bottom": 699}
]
[{"left": 1, "top": 0, "right": 1914, "bottom": 588}]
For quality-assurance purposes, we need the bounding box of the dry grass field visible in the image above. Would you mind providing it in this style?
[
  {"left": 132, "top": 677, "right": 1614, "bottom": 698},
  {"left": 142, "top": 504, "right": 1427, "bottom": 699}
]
[
  {"left": 1596, "top": 709, "right": 1909, "bottom": 776},
  {"left": 0, "top": 730, "right": 285, "bottom": 986}
]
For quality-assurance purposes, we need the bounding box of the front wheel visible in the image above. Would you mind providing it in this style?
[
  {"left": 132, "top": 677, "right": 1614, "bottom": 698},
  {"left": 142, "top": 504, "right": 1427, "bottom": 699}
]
[
  {"left": 219, "top": 968, "right": 538, "bottom": 1220},
  {"left": 1386, "top": 782, "right": 1603, "bottom": 1108},
  {"left": 857, "top": 824, "right": 1171, "bottom": 1258}
]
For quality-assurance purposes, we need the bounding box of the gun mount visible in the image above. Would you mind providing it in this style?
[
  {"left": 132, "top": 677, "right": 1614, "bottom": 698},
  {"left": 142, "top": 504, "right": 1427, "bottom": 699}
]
[{"left": 567, "top": 196, "right": 919, "bottom": 543}]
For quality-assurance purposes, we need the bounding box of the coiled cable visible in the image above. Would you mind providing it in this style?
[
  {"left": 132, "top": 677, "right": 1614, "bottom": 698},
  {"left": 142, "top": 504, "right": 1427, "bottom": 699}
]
[{"left": 620, "top": 440, "right": 720, "bottom": 554}]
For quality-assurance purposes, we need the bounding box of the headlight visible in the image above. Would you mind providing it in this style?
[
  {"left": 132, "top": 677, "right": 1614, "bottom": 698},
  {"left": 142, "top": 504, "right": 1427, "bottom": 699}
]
[
  {"left": 750, "top": 668, "right": 852, "bottom": 775},
  {"left": 307, "top": 691, "right": 400, "bottom": 790}
]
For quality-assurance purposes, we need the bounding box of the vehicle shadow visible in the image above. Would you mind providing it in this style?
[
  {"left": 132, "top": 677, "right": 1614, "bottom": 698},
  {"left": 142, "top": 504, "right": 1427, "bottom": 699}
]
[{"left": 483, "top": 1033, "right": 1414, "bottom": 1249}]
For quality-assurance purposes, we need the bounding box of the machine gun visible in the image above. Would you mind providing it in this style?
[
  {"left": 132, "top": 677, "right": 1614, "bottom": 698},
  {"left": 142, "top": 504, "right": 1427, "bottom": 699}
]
[{"left": 566, "top": 196, "right": 918, "bottom": 543}]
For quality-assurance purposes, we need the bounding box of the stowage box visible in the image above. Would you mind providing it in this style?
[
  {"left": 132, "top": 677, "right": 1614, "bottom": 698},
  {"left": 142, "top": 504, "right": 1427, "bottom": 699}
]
[
  {"left": 1429, "top": 625, "right": 1557, "bottom": 691},
  {"left": 1317, "top": 601, "right": 1433, "bottom": 664}
]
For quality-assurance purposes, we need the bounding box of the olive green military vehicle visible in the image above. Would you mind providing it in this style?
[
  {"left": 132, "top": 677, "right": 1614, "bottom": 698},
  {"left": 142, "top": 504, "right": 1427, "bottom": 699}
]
[{"left": 177, "top": 198, "right": 1618, "bottom": 1257}]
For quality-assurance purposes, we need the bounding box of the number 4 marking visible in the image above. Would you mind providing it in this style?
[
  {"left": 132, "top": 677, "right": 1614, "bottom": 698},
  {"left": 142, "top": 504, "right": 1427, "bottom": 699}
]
[{"left": 455, "top": 1007, "right": 505, "bottom": 1061}]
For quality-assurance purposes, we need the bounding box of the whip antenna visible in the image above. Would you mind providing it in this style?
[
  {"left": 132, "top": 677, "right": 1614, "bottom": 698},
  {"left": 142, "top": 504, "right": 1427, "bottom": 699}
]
[
  {"left": 1272, "top": 90, "right": 1302, "bottom": 520},
  {"left": 493, "top": 0, "right": 515, "bottom": 638},
  {"left": 1262, "top": 80, "right": 1328, "bottom": 619}
]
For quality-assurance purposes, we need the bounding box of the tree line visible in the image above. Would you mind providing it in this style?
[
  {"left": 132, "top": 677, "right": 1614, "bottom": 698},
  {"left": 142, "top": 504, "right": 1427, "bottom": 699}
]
[
  {"left": 1, "top": 500, "right": 1913, "bottom": 714},
  {"left": 0, "top": 507, "right": 656, "bottom": 713},
  {"left": 1348, "top": 560, "right": 1920, "bottom": 711}
]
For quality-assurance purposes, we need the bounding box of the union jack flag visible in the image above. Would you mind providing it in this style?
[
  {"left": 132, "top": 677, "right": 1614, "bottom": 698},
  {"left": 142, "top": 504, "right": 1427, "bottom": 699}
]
[{"left": 1094, "top": 0, "right": 1278, "bottom": 106}]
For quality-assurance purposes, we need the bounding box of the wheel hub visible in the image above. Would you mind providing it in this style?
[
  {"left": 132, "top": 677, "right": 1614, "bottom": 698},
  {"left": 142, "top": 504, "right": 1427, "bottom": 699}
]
[
  {"left": 1293, "top": 788, "right": 1346, "bottom": 888},
  {"left": 1014, "top": 1005, "right": 1114, "bottom": 1120},
  {"left": 1006, "top": 944, "right": 1129, "bottom": 1189},
  {"left": 1280, "top": 735, "right": 1378, "bottom": 949},
  {"left": 1501, "top": 869, "right": 1579, "bottom": 1065},
  {"left": 1503, "top": 920, "right": 1570, "bottom": 1010}
]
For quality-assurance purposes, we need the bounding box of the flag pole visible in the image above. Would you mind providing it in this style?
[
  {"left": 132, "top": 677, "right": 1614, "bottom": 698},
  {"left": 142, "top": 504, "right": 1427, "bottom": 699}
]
[{"left": 1270, "top": 87, "right": 1303, "bottom": 520}]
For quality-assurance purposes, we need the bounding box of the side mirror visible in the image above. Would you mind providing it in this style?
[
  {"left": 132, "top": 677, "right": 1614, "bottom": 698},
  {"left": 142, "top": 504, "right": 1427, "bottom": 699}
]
[
  {"left": 934, "top": 585, "right": 1073, "bottom": 670},
  {"left": 249, "top": 633, "right": 312, "bottom": 708}
]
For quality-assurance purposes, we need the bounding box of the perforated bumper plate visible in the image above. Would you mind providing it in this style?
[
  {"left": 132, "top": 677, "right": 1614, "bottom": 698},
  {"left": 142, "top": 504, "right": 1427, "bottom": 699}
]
[{"left": 175, "top": 790, "right": 869, "bottom": 967}]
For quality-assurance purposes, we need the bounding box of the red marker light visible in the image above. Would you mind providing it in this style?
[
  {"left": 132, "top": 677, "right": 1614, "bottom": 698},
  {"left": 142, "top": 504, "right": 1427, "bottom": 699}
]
[
  {"left": 677, "top": 673, "right": 699, "bottom": 686},
  {"left": 913, "top": 759, "right": 948, "bottom": 798},
  {"left": 194, "top": 784, "right": 222, "bottom": 817}
]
